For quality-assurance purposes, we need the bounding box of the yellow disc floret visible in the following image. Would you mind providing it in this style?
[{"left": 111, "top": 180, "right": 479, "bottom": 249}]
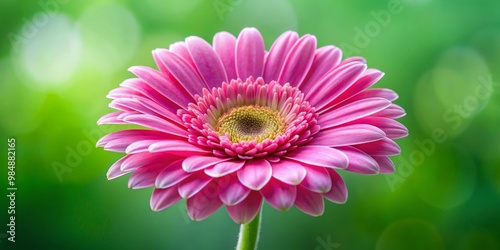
[{"left": 217, "top": 105, "right": 286, "bottom": 143}]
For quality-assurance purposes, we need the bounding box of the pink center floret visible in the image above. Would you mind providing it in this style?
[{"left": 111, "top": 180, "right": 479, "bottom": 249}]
[{"left": 178, "top": 77, "right": 320, "bottom": 160}]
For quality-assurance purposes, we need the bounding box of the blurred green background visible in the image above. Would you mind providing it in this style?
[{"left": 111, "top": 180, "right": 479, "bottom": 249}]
[{"left": 1, "top": 0, "right": 499, "bottom": 249}]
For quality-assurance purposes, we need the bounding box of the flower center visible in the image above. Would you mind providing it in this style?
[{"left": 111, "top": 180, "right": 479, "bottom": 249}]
[{"left": 217, "top": 106, "right": 285, "bottom": 143}]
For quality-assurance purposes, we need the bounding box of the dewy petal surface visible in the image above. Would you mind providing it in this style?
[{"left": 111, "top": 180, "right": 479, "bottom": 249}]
[{"left": 98, "top": 27, "right": 407, "bottom": 223}]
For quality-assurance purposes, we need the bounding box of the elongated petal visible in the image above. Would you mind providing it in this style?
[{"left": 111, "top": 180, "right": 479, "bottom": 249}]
[
  {"left": 323, "top": 168, "right": 348, "bottom": 203},
  {"left": 149, "top": 140, "right": 208, "bottom": 155},
  {"left": 236, "top": 28, "right": 265, "bottom": 79},
  {"left": 285, "top": 146, "right": 348, "bottom": 169},
  {"left": 123, "top": 152, "right": 179, "bottom": 172},
  {"left": 186, "top": 36, "right": 227, "bottom": 88},
  {"left": 169, "top": 42, "right": 196, "bottom": 68},
  {"left": 205, "top": 160, "right": 245, "bottom": 177},
  {"left": 277, "top": 34, "right": 316, "bottom": 87},
  {"left": 237, "top": 159, "right": 272, "bottom": 190},
  {"left": 153, "top": 49, "right": 208, "bottom": 96},
  {"left": 107, "top": 155, "right": 131, "bottom": 180},
  {"left": 263, "top": 31, "right": 299, "bottom": 82},
  {"left": 300, "top": 164, "right": 332, "bottom": 193},
  {"left": 346, "top": 117, "right": 408, "bottom": 139},
  {"left": 155, "top": 159, "right": 191, "bottom": 188},
  {"left": 97, "top": 112, "right": 127, "bottom": 125},
  {"left": 338, "top": 146, "right": 379, "bottom": 174},
  {"left": 150, "top": 187, "right": 182, "bottom": 211},
  {"left": 126, "top": 139, "right": 163, "bottom": 154},
  {"left": 355, "top": 138, "right": 401, "bottom": 156},
  {"left": 128, "top": 162, "right": 166, "bottom": 189},
  {"left": 311, "top": 124, "right": 386, "bottom": 147},
  {"left": 261, "top": 178, "right": 297, "bottom": 211},
  {"left": 178, "top": 172, "right": 213, "bottom": 198},
  {"left": 308, "top": 62, "right": 367, "bottom": 110},
  {"left": 294, "top": 186, "right": 324, "bottom": 216},
  {"left": 119, "top": 78, "right": 181, "bottom": 113},
  {"left": 299, "top": 45, "right": 342, "bottom": 91},
  {"left": 133, "top": 95, "right": 185, "bottom": 126},
  {"left": 347, "top": 88, "right": 399, "bottom": 103},
  {"left": 219, "top": 174, "right": 251, "bottom": 205},
  {"left": 372, "top": 104, "right": 406, "bottom": 119},
  {"left": 122, "top": 114, "right": 188, "bottom": 138},
  {"left": 128, "top": 66, "right": 193, "bottom": 108},
  {"left": 97, "top": 129, "right": 176, "bottom": 152},
  {"left": 187, "top": 184, "right": 223, "bottom": 221},
  {"left": 373, "top": 156, "right": 395, "bottom": 174},
  {"left": 270, "top": 159, "right": 307, "bottom": 185},
  {"left": 322, "top": 69, "right": 384, "bottom": 109},
  {"left": 226, "top": 191, "right": 262, "bottom": 224},
  {"left": 319, "top": 98, "right": 392, "bottom": 129},
  {"left": 213, "top": 32, "right": 237, "bottom": 80},
  {"left": 182, "top": 155, "right": 230, "bottom": 172}
]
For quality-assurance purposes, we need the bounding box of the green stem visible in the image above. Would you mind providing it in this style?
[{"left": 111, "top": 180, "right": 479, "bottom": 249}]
[{"left": 236, "top": 208, "right": 262, "bottom": 250}]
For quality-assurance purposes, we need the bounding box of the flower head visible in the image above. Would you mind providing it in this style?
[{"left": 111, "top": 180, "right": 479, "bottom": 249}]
[{"left": 98, "top": 28, "right": 408, "bottom": 223}]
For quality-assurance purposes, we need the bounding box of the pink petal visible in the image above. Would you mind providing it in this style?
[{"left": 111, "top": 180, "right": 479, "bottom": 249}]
[
  {"left": 285, "top": 146, "right": 348, "bottom": 169},
  {"left": 126, "top": 139, "right": 163, "bottom": 154},
  {"left": 263, "top": 31, "right": 299, "bottom": 82},
  {"left": 219, "top": 174, "right": 251, "bottom": 205},
  {"left": 169, "top": 42, "right": 196, "bottom": 68},
  {"left": 97, "top": 112, "right": 127, "bottom": 125},
  {"left": 122, "top": 152, "right": 177, "bottom": 172},
  {"left": 278, "top": 34, "right": 317, "bottom": 87},
  {"left": 237, "top": 159, "right": 272, "bottom": 190},
  {"left": 153, "top": 49, "right": 208, "bottom": 96},
  {"left": 299, "top": 45, "right": 342, "bottom": 91},
  {"left": 106, "top": 87, "right": 141, "bottom": 99},
  {"left": 106, "top": 155, "right": 131, "bottom": 180},
  {"left": 300, "top": 164, "right": 332, "bottom": 193},
  {"left": 178, "top": 171, "right": 213, "bottom": 198},
  {"left": 294, "top": 186, "right": 324, "bottom": 216},
  {"left": 236, "top": 28, "right": 265, "bottom": 79},
  {"left": 311, "top": 124, "right": 386, "bottom": 147},
  {"left": 261, "top": 178, "right": 297, "bottom": 211},
  {"left": 155, "top": 159, "right": 191, "bottom": 188},
  {"left": 318, "top": 98, "right": 392, "bottom": 129},
  {"left": 346, "top": 117, "right": 408, "bottom": 139},
  {"left": 226, "top": 191, "right": 262, "bottom": 224},
  {"left": 128, "top": 66, "right": 193, "bottom": 108},
  {"left": 119, "top": 78, "right": 181, "bottom": 114},
  {"left": 325, "top": 69, "right": 385, "bottom": 109},
  {"left": 186, "top": 184, "right": 223, "bottom": 221},
  {"left": 122, "top": 114, "right": 188, "bottom": 138},
  {"left": 149, "top": 140, "right": 208, "bottom": 155},
  {"left": 150, "top": 186, "right": 182, "bottom": 211},
  {"left": 270, "top": 159, "right": 307, "bottom": 185},
  {"left": 213, "top": 32, "right": 237, "bottom": 81},
  {"left": 186, "top": 36, "right": 228, "bottom": 88},
  {"left": 323, "top": 168, "right": 348, "bottom": 203},
  {"left": 355, "top": 138, "right": 401, "bottom": 156},
  {"left": 182, "top": 155, "right": 230, "bottom": 172},
  {"left": 128, "top": 162, "right": 166, "bottom": 189},
  {"left": 347, "top": 88, "right": 399, "bottom": 102},
  {"left": 204, "top": 160, "right": 245, "bottom": 177},
  {"left": 97, "top": 129, "right": 175, "bottom": 152},
  {"left": 133, "top": 95, "right": 185, "bottom": 126},
  {"left": 342, "top": 56, "right": 366, "bottom": 64},
  {"left": 338, "top": 146, "right": 379, "bottom": 174},
  {"left": 372, "top": 104, "right": 406, "bottom": 119},
  {"left": 373, "top": 156, "right": 395, "bottom": 174},
  {"left": 306, "top": 62, "right": 367, "bottom": 110}
]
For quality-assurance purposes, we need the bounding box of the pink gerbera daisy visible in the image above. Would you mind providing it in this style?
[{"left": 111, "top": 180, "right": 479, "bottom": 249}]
[{"left": 97, "top": 28, "right": 407, "bottom": 224}]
